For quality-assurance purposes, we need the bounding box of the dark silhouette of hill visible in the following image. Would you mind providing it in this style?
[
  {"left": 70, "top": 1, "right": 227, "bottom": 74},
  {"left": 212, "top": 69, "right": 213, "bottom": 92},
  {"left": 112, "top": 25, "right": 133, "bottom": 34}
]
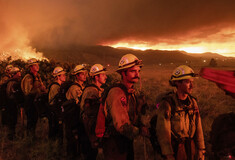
[
  {"left": 183, "top": 52, "right": 226, "bottom": 59},
  {"left": 40, "top": 45, "right": 235, "bottom": 66}
]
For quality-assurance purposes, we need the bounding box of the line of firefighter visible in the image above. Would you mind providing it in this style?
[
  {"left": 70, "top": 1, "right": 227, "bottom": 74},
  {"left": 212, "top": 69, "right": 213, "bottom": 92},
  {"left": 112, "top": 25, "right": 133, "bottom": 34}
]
[{"left": 0, "top": 54, "right": 205, "bottom": 160}]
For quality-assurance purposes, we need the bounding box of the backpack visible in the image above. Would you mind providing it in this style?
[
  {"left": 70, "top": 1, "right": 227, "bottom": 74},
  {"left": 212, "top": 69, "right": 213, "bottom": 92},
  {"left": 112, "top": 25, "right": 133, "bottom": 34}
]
[
  {"left": 0, "top": 80, "right": 10, "bottom": 108},
  {"left": 52, "top": 81, "right": 82, "bottom": 126},
  {"left": 34, "top": 82, "right": 60, "bottom": 118},
  {"left": 95, "top": 83, "right": 129, "bottom": 138},
  {"left": 149, "top": 92, "right": 198, "bottom": 155},
  {"left": 0, "top": 79, "right": 24, "bottom": 107}
]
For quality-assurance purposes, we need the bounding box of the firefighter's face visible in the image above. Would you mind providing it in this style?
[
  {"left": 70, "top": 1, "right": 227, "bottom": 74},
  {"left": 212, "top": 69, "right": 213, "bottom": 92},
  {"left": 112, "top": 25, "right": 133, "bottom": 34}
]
[
  {"left": 177, "top": 79, "right": 194, "bottom": 94},
  {"left": 58, "top": 74, "right": 66, "bottom": 82},
  {"left": 124, "top": 66, "right": 141, "bottom": 84},
  {"left": 77, "top": 71, "right": 87, "bottom": 82},
  {"left": 97, "top": 73, "right": 107, "bottom": 84},
  {"left": 13, "top": 72, "right": 21, "bottom": 80},
  {"left": 30, "top": 64, "right": 39, "bottom": 72}
]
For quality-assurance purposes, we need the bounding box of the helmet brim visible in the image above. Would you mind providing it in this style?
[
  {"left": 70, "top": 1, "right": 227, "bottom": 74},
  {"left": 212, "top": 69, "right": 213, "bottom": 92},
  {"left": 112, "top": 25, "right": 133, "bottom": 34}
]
[{"left": 116, "top": 64, "right": 143, "bottom": 73}]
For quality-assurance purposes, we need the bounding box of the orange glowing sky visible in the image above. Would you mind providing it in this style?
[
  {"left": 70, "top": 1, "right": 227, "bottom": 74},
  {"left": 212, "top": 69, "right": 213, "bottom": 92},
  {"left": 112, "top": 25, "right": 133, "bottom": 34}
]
[{"left": 1, "top": 0, "right": 235, "bottom": 59}]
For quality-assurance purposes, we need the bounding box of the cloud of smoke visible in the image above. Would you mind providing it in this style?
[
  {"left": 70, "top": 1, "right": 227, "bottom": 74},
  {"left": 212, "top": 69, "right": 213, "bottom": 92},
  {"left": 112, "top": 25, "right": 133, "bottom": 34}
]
[{"left": 1, "top": 0, "right": 235, "bottom": 54}]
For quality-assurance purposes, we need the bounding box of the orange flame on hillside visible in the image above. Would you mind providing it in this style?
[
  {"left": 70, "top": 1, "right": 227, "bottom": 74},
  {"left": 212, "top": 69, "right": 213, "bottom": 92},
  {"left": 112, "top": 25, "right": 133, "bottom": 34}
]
[
  {"left": 103, "top": 40, "right": 235, "bottom": 57},
  {"left": 0, "top": 47, "right": 47, "bottom": 61}
]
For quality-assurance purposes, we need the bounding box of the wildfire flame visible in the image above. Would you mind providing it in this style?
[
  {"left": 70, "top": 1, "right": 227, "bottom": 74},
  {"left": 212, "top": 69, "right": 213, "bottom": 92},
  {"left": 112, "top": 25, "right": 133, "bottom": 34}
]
[
  {"left": 103, "top": 41, "right": 235, "bottom": 57},
  {"left": 0, "top": 47, "right": 47, "bottom": 62}
]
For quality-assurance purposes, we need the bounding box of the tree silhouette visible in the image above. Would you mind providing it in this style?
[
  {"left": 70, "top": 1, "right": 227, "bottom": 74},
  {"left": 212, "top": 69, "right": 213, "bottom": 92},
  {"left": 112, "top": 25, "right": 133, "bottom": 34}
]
[{"left": 209, "top": 58, "right": 217, "bottom": 67}]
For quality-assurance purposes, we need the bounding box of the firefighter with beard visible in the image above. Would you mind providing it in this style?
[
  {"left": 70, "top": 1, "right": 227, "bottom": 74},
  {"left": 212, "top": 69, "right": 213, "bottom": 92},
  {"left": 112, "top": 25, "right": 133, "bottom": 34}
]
[
  {"left": 80, "top": 64, "right": 107, "bottom": 160},
  {"left": 48, "top": 67, "right": 66, "bottom": 139},
  {"left": 21, "top": 58, "right": 47, "bottom": 138},
  {"left": 0, "top": 64, "right": 13, "bottom": 85},
  {"left": 101, "top": 54, "right": 149, "bottom": 160},
  {"left": 156, "top": 65, "right": 205, "bottom": 160},
  {"left": 4, "top": 67, "right": 22, "bottom": 140},
  {"left": 65, "top": 64, "right": 87, "bottom": 158}
]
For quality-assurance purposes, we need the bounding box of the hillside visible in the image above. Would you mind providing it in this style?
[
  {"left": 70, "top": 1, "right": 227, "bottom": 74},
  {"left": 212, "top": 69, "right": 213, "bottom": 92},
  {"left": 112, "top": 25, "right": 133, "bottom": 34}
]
[{"left": 40, "top": 45, "right": 235, "bottom": 67}]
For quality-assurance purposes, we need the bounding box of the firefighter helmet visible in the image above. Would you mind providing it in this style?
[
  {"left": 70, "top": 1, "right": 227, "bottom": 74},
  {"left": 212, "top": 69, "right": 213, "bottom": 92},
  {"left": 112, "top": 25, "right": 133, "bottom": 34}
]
[
  {"left": 27, "top": 58, "right": 39, "bottom": 66},
  {"left": 52, "top": 67, "right": 66, "bottom": 77},
  {"left": 10, "top": 67, "right": 20, "bottom": 74},
  {"left": 5, "top": 65, "right": 13, "bottom": 72},
  {"left": 116, "top": 54, "right": 142, "bottom": 73},
  {"left": 71, "top": 64, "right": 86, "bottom": 75},
  {"left": 170, "top": 65, "right": 198, "bottom": 81},
  {"left": 90, "top": 64, "right": 106, "bottom": 77}
]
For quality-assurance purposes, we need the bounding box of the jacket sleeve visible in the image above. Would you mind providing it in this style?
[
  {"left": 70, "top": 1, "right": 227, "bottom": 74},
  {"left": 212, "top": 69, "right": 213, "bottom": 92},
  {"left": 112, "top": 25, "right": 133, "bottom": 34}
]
[
  {"left": 66, "top": 85, "right": 82, "bottom": 103},
  {"left": 106, "top": 87, "right": 139, "bottom": 139},
  {"left": 22, "top": 76, "right": 34, "bottom": 95},
  {"left": 48, "top": 84, "right": 60, "bottom": 105},
  {"left": 156, "top": 100, "right": 174, "bottom": 156}
]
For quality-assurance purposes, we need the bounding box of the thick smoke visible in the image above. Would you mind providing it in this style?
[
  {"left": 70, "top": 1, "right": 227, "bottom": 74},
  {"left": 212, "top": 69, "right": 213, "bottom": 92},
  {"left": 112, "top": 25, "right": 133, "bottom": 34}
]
[{"left": 1, "top": 0, "right": 235, "bottom": 51}]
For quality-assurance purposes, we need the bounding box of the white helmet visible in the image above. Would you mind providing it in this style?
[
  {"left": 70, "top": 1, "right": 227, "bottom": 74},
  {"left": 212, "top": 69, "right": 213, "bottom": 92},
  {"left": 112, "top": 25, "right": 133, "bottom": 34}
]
[
  {"left": 116, "top": 54, "right": 142, "bottom": 73},
  {"left": 27, "top": 58, "right": 39, "bottom": 66},
  {"left": 10, "top": 67, "right": 20, "bottom": 74},
  {"left": 170, "top": 65, "right": 198, "bottom": 81},
  {"left": 5, "top": 64, "right": 13, "bottom": 72},
  {"left": 71, "top": 64, "right": 87, "bottom": 75},
  {"left": 90, "top": 64, "right": 107, "bottom": 77},
  {"left": 52, "top": 67, "right": 66, "bottom": 77}
]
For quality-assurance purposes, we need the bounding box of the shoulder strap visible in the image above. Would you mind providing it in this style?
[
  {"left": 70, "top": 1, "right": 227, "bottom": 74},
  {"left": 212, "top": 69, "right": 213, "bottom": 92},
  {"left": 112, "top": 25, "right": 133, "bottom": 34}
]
[
  {"left": 162, "top": 92, "right": 177, "bottom": 116},
  {"left": 48, "top": 82, "right": 60, "bottom": 93},
  {"left": 101, "top": 83, "right": 129, "bottom": 105},
  {"left": 85, "top": 83, "right": 100, "bottom": 91}
]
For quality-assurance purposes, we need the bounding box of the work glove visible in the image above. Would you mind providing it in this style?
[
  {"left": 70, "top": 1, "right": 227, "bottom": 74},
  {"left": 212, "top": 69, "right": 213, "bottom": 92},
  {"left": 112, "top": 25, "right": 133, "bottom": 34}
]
[
  {"left": 96, "top": 147, "right": 104, "bottom": 160},
  {"left": 165, "top": 154, "right": 175, "bottom": 160}
]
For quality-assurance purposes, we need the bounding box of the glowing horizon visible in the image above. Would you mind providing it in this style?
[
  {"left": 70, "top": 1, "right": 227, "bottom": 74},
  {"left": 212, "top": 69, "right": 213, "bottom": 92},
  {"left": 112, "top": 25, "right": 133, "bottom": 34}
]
[{"left": 103, "top": 41, "right": 235, "bottom": 58}]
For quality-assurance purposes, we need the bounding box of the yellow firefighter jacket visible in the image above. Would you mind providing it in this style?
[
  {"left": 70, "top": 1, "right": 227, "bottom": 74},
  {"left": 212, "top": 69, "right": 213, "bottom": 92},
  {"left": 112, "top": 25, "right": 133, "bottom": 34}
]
[
  {"left": 48, "top": 82, "right": 60, "bottom": 105},
  {"left": 80, "top": 84, "right": 103, "bottom": 112},
  {"left": 156, "top": 92, "right": 205, "bottom": 157},
  {"left": 66, "top": 80, "right": 84, "bottom": 104},
  {"left": 104, "top": 84, "right": 139, "bottom": 139},
  {"left": 21, "top": 73, "right": 45, "bottom": 96}
]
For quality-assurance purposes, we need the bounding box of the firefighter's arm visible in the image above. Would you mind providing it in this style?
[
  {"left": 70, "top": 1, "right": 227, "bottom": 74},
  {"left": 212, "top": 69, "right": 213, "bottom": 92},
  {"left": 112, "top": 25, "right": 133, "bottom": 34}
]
[
  {"left": 156, "top": 100, "right": 174, "bottom": 157},
  {"left": 66, "top": 85, "right": 82, "bottom": 104},
  {"left": 107, "top": 88, "right": 139, "bottom": 139},
  {"left": 23, "top": 76, "right": 35, "bottom": 95},
  {"left": 48, "top": 84, "right": 60, "bottom": 104},
  {"left": 193, "top": 99, "right": 206, "bottom": 160}
]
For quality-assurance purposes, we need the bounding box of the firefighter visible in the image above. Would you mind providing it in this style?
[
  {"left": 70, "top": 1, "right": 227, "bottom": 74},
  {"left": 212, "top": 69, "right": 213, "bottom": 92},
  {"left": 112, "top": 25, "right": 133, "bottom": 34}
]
[
  {"left": 21, "top": 58, "right": 47, "bottom": 138},
  {"left": 4, "top": 67, "right": 22, "bottom": 140},
  {"left": 66, "top": 64, "right": 87, "bottom": 104},
  {"left": 48, "top": 67, "right": 66, "bottom": 139},
  {"left": 65, "top": 64, "right": 87, "bottom": 158},
  {"left": 0, "top": 64, "right": 13, "bottom": 85},
  {"left": 156, "top": 65, "right": 205, "bottom": 160},
  {"left": 49, "top": 67, "right": 67, "bottom": 105},
  {"left": 101, "top": 54, "right": 148, "bottom": 160},
  {"left": 80, "top": 64, "right": 107, "bottom": 160}
]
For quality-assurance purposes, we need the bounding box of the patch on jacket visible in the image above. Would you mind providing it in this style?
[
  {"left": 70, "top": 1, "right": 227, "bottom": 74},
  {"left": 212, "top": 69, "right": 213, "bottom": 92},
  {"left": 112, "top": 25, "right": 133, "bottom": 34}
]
[{"left": 120, "top": 96, "right": 127, "bottom": 107}]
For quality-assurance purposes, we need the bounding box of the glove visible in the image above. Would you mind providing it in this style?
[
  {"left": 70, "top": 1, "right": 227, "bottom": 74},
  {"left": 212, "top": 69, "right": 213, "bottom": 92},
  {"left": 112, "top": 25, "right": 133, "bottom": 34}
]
[
  {"left": 197, "top": 150, "right": 205, "bottom": 160},
  {"left": 165, "top": 154, "right": 175, "bottom": 160},
  {"left": 140, "top": 126, "right": 150, "bottom": 137},
  {"left": 96, "top": 147, "right": 104, "bottom": 160}
]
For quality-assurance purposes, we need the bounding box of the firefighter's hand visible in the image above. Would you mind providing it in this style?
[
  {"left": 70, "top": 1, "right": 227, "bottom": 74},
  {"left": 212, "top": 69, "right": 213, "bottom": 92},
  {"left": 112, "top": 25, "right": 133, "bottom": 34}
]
[
  {"left": 40, "top": 85, "right": 47, "bottom": 92},
  {"left": 140, "top": 126, "right": 150, "bottom": 137},
  {"left": 197, "top": 150, "right": 205, "bottom": 160},
  {"left": 165, "top": 154, "right": 175, "bottom": 160},
  {"left": 96, "top": 147, "right": 104, "bottom": 160}
]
